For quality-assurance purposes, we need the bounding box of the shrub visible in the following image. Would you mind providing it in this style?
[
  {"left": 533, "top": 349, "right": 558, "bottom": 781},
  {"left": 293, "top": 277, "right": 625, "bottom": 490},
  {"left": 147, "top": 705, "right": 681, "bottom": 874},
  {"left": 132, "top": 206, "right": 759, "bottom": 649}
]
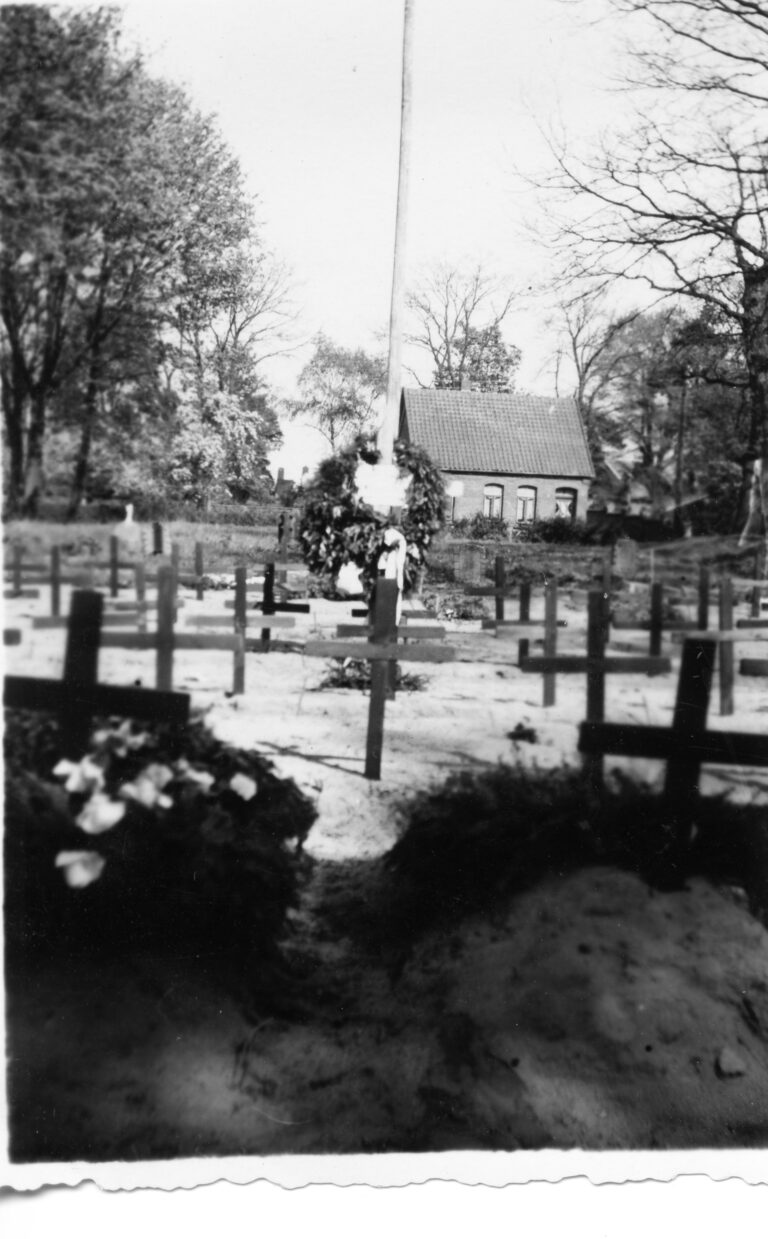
[
  {"left": 513, "top": 517, "right": 598, "bottom": 545},
  {"left": 299, "top": 436, "right": 445, "bottom": 597},
  {"left": 4, "top": 711, "right": 316, "bottom": 970},
  {"left": 313, "top": 658, "right": 427, "bottom": 692},
  {"left": 380, "top": 764, "right": 768, "bottom": 939},
  {"left": 450, "top": 514, "right": 509, "bottom": 540}
]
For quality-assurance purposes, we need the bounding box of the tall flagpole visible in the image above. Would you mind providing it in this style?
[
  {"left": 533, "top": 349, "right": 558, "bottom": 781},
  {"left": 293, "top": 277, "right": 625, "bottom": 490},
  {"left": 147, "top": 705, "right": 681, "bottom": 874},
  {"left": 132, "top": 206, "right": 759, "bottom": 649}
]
[{"left": 377, "top": 0, "right": 414, "bottom": 467}]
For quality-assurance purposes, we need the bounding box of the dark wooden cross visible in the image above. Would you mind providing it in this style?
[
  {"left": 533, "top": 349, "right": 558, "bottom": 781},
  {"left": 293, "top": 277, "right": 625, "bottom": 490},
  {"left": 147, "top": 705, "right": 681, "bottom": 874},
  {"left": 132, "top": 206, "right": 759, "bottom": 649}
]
[
  {"left": 612, "top": 567, "right": 711, "bottom": 650},
  {"left": 516, "top": 579, "right": 562, "bottom": 706},
  {"left": 578, "top": 635, "right": 768, "bottom": 860},
  {"left": 99, "top": 565, "right": 247, "bottom": 693},
  {"left": 223, "top": 559, "right": 310, "bottom": 646},
  {"left": 669, "top": 577, "right": 768, "bottom": 703},
  {"left": 465, "top": 556, "right": 567, "bottom": 634},
  {"left": 5, "top": 540, "right": 142, "bottom": 612},
  {"left": 520, "top": 591, "right": 671, "bottom": 782},
  {"left": 610, "top": 581, "right": 665, "bottom": 656},
  {"left": 4, "top": 589, "right": 189, "bottom": 757},
  {"left": 304, "top": 578, "right": 455, "bottom": 780}
]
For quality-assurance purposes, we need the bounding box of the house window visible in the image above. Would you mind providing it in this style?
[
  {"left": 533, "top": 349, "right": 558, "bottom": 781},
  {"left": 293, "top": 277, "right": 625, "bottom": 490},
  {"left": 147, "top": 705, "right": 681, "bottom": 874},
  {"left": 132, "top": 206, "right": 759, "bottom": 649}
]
[
  {"left": 516, "top": 485, "right": 537, "bottom": 523},
  {"left": 554, "top": 487, "right": 577, "bottom": 520},
  {"left": 483, "top": 483, "right": 504, "bottom": 518}
]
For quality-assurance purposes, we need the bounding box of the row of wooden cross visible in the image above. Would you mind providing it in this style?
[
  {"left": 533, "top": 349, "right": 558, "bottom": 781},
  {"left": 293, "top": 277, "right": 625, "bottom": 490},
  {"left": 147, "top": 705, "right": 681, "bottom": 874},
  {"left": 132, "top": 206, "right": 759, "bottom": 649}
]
[
  {"left": 5, "top": 513, "right": 300, "bottom": 610},
  {"left": 469, "top": 558, "right": 768, "bottom": 707},
  {"left": 4, "top": 569, "right": 767, "bottom": 792}
]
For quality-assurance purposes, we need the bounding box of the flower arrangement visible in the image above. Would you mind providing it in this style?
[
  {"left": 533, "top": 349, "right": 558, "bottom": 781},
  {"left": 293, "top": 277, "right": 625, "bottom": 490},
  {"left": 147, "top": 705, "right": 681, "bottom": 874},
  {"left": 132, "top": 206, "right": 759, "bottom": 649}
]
[
  {"left": 4, "top": 711, "right": 316, "bottom": 966},
  {"left": 298, "top": 435, "right": 446, "bottom": 598}
]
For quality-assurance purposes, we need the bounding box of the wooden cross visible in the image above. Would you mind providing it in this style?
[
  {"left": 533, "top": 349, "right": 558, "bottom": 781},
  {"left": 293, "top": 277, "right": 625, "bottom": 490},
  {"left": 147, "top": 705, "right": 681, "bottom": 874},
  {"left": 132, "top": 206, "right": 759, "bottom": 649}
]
[
  {"left": 99, "top": 565, "right": 247, "bottom": 693},
  {"left": 223, "top": 560, "right": 310, "bottom": 646},
  {"left": 5, "top": 541, "right": 140, "bottom": 611},
  {"left": 578, "top": 635, "right": 768, "bottom": 860},
  {"left": 668, "top": 578, "right": 768, "bottom": 702},
  {"left": 4, "top": 589, "right": 189, "bottom": 757},
  {"left": 519, "top": 591, "right": 671, "bottom": 758},
  {"left": 187, "top": 565, "right": 297, "bottom": 666},
  {"left": 515, "top": 579, "right": 562, "bottom": 706},
  {"left": 610, "top": 582, "right": 665, "bottom": 655},
  {"left": 304, "top": 578, "right": 455, "bottom": 780},
  {"left": 612, "top": 567, "right": 710, "bottom": 649}
]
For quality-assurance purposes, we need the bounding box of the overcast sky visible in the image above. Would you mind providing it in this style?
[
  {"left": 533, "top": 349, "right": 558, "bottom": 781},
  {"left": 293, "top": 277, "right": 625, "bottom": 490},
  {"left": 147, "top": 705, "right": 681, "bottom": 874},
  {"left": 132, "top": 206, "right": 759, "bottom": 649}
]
[{"left": 117, "top": 0, "right": 622, "bottom": 475}]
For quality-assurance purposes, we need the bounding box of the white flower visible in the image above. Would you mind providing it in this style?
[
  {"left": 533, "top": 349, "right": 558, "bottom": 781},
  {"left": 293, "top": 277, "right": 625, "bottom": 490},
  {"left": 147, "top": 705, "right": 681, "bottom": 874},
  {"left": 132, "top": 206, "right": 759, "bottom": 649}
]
[
  {"left": 92, "top": 721, "right": 149, "bottom": 756},
  {"left": 142, "top": 763, "right": 174, "bottom": 790},
  {"left": 52, "top": 756, "right": 105, "bottom": 795},
  {"left": 119, "top": 773, "right": 173, "bottom": 810},
  {"left": 75, "top": 793, "right": 126, "bottom": 835},
  {"left": 174, "top": 760, "right": 216, "bottom": 791},
  {"left": 229, "top": 773, "right": 258, "bottom": 801},
  {"left": 55, "top": 850, "right": 106, "bottom": 888}
]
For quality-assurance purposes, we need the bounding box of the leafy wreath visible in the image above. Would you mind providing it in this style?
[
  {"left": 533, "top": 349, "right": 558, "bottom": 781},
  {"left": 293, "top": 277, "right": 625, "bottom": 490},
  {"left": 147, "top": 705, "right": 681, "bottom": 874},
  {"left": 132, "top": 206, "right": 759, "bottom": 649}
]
[{"left": 298, "top": 436, "right": 446, "bottom": 596}]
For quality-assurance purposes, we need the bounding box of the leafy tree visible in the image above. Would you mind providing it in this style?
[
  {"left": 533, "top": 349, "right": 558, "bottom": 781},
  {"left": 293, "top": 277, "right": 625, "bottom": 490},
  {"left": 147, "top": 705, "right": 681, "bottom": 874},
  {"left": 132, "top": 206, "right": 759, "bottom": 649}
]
[
  {"left": 288, "top": 334, "right": 387, "bottom": 450},
  {"left": 0, "top": 5, "right": 287, "bottom": 516},
  {"left": 540, "top": 0, "right": 768, "bottom": 543},
  {"left": 406, "top": 265, "right": 520, "bottom": 391},
  {"left": 452, "top": 323, "right": 521, "bottom": 392},
  {"left": 581, "top": 302, "right": 753, "bottom": 530}
]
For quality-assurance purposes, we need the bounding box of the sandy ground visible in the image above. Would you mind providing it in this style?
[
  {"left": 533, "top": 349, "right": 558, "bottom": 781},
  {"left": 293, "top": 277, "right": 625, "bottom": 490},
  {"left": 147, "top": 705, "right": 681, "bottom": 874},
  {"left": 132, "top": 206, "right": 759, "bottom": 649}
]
[{"left": 4, "top": 573, "right": 768, "bottom": 1163}]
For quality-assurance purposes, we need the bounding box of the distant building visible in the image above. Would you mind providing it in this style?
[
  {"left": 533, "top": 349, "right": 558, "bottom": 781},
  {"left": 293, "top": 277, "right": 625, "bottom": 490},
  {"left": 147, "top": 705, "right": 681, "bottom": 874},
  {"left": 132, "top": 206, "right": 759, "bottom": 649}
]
[{"left": 398, "top": 388, "right": 594, "bottom": 524}]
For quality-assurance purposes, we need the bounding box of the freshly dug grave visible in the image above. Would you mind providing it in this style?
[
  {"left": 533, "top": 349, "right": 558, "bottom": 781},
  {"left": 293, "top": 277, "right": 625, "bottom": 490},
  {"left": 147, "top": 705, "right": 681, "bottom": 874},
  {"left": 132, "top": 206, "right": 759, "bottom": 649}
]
[{"left": 6, "top": 754, "right": 768, "bottom": 1161}]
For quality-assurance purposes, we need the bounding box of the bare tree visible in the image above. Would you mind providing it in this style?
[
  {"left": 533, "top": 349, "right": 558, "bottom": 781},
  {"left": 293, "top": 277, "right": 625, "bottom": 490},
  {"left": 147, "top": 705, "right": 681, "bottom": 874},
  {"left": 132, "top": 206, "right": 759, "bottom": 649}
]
[
  {"left": 540, "top": 0, "right": 768, "bottom": 544},
  {"left": 551, "top": 287, "right": 644, "bottom": 446},
  {"left": 405, "top": 264, "right": 519, "bottom": 390}
]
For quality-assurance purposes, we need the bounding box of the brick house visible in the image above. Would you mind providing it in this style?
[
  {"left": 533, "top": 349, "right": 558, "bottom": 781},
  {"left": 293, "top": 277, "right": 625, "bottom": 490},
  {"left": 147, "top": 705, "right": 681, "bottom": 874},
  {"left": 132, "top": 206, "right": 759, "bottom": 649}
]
[{"left": 398, "top": 388, "right": 594, "bottom": 525}]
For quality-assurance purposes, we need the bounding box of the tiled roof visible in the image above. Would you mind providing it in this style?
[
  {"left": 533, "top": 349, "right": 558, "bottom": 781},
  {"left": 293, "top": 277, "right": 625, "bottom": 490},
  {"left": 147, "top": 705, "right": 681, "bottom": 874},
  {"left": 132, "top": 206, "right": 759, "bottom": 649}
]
[{"left": 399, "top": 389, "right": 594, "bottom": 478}]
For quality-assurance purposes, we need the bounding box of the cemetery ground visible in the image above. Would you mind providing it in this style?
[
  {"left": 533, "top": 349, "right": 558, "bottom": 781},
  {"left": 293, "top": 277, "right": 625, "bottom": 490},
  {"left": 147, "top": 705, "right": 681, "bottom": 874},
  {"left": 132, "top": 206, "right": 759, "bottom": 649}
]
[{"left": 3, "top": 533, "right": 768, "bottom": 1161}]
